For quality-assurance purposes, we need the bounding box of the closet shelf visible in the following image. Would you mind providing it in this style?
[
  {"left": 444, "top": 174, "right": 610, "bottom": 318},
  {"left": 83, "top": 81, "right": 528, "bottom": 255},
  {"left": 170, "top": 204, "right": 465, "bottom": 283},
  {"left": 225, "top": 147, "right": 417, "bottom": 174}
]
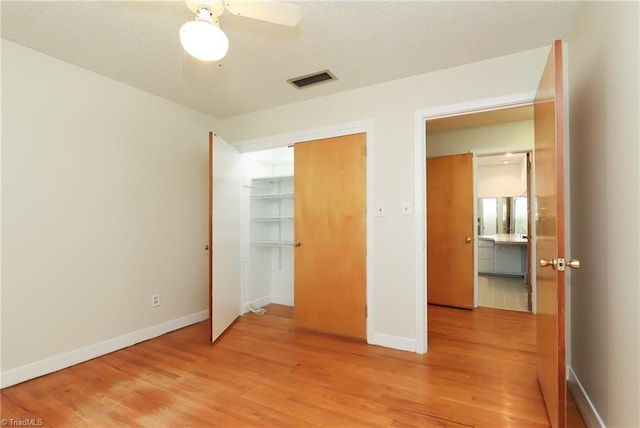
[
  {"left": 251, "top": 240, "right": 295, "bottom": 247},
  {"left": 250, "top": 217, "right": 294, "bottom": 222},
  {"left": 250, "top": 175, "right": 293, "bottom": 183},
  {"left": 250, "top": 193, "right": 294, "bottom": 200}
]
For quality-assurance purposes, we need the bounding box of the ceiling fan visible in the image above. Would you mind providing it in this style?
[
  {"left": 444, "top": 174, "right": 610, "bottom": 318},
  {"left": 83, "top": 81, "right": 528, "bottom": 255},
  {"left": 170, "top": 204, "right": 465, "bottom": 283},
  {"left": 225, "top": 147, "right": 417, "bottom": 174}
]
[{"left": 180, "top": 0, "right": 302, "bottom": 62}]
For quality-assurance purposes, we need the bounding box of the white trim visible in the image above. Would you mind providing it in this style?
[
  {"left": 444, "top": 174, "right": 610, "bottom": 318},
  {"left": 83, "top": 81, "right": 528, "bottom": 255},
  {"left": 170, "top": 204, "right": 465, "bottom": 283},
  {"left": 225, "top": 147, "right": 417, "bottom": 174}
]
[
  {"left": 364, "top": 123, "right": 375, "bottom": 346},
  {"left": 231, "top": 119, "right": 376, "bottom": 346},
  {"left": 0, "top": 310, "right": 208, "bottom": 389},
  {"left": 373, "top": 333, "right": 415, "bottom": 353},
  {"left": 413, "top": 110, "right": 427, "bottom": 354},
  {"left": 568, "top": 367, "right": 605, "bottom": 428},
  {"left": 414, "top": 91, "right": 536, "bottom": 355},
  {"left": 419, "top": 92, "right": 536, "bottom": 121}
]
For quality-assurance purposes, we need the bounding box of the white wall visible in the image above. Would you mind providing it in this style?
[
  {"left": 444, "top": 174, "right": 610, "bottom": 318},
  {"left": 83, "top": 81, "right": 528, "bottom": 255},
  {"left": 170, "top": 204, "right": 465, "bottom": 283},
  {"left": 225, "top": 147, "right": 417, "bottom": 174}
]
[
  {"left": 426, "top": 119, "right": 534, "bottom": 158},
  {"left": 425, "top": 120, "right": 532, "bottom": 203},
  {"left": 567, "top": 2, "right": 640, "bottom": 426},
  {"left": 477, "top": 163, "right": 526, "bottom": 198},
  {"left": 217, "top": 47, "right": 549, "bottom": 344},
  {"left": 1, "top": 40, "right": 218, "bottom": 385}
]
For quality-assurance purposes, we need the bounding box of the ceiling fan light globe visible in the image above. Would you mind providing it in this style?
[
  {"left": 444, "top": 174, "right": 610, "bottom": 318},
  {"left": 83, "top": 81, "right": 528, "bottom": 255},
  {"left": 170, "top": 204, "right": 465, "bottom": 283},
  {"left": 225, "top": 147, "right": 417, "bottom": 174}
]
[{"left": 180, "top": 20, "right": 229, "bottom": 62}]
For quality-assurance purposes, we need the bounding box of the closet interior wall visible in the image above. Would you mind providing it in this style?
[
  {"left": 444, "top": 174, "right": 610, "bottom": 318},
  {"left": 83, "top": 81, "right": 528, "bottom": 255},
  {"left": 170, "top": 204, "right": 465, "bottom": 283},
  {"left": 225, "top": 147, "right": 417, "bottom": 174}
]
[{"left": 240, "top": 147, "right": 295, "bottom": 313}]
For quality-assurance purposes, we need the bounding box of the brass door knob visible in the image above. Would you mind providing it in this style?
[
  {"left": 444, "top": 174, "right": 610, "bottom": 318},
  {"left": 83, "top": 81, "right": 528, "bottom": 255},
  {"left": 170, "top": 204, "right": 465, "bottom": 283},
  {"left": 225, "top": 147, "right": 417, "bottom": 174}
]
[
  {"left": 539, "top": 258, "right": 557, "bottom": 269},
  {"left": 540, "top": 257, "right": 580, "bottom": 271},
  {"left": 294, "top": 241, "right": 302, "bottom": 247},
  {"left": 465, "top": 237, "right": 472, "bottom": 243}
]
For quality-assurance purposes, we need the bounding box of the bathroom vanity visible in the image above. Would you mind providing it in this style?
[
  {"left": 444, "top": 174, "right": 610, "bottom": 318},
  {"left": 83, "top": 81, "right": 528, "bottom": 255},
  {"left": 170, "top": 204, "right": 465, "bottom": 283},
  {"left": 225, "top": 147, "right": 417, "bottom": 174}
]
[{"left": 478, "top": 234, "right": 527, "bottom": 277}]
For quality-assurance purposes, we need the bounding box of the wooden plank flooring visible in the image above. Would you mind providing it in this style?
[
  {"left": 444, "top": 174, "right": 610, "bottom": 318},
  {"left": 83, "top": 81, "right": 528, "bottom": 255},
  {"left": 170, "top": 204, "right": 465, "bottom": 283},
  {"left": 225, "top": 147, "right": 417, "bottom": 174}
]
[{"left": 1, "top": 304, "right": 585, "bottom": 427}]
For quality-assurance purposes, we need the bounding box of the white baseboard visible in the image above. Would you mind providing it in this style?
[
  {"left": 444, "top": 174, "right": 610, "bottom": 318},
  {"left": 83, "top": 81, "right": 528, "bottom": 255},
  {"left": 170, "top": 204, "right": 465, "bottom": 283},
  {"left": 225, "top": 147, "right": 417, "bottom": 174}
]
[
  {"left": 242, "top": 296, "right": 271, "bottom": 314},
  {"left": 0, "top": 310, "right": 208, "bottom": 389},
  {"left": 271, "top": 295, "right": 293, "bottom": 307},
  {"left": 373, "top": 333, "right": 416, "bottom": 352},
  {"left": 568, "top": 367, "right": 605, "bottom": 428}
]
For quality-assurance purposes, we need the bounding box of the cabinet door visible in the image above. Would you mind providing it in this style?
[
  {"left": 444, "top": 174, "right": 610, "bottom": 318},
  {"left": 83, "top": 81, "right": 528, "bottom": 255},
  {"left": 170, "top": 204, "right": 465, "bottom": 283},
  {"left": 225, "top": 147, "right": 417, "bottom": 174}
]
[
  {"left": 495, "top": 244, "right": 523, "bottom": 275},
  {"left": 477, "top": 241, "right": 495, "bottom": 274}
]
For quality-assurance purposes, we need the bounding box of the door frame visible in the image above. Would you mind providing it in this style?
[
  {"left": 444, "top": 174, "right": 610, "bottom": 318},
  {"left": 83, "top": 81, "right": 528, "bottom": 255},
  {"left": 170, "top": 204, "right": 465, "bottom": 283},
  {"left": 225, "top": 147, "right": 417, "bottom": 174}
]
[
  {"left": 414, "top": 92, "right": 538, "bottom": 353},
  {"left": 233, "top": 119, "right": 375, "bottom": 344}
]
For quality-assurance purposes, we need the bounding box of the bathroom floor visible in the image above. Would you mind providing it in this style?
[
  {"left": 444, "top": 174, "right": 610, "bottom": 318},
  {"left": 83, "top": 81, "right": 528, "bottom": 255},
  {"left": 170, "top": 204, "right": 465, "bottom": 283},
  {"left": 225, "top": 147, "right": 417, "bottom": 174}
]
[{"left": 478, "top": 274, "right": 529, "bottom": 312}]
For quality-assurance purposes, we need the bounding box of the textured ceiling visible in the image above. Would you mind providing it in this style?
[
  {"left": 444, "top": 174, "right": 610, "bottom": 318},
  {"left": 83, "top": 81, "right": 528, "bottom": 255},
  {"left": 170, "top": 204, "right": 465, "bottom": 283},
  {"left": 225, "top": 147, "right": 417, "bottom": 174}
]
[{"left": 1, "top": 1, "right": 583, "bottom": 119}]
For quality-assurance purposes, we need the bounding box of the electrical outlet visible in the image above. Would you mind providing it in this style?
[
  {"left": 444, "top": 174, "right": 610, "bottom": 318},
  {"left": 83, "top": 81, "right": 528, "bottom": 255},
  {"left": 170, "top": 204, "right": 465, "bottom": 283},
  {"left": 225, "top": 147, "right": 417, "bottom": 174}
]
[{"left": 152, "top": 294, "right": 160, "bottom": 308}]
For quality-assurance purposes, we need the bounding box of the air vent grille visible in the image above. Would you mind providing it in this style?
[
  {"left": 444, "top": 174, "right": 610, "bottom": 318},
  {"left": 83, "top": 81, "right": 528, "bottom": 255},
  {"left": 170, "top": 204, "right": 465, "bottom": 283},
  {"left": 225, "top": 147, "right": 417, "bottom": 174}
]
[{"left": 288, "top": 70, "right": 337, "bottom": 89}]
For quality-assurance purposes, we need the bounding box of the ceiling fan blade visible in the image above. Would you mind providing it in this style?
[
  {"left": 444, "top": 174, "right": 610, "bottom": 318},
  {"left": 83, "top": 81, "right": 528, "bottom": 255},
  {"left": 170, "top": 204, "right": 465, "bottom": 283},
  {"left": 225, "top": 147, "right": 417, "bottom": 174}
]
[{"left": 224, "top": 0, "right": 301, "bottom": 27}]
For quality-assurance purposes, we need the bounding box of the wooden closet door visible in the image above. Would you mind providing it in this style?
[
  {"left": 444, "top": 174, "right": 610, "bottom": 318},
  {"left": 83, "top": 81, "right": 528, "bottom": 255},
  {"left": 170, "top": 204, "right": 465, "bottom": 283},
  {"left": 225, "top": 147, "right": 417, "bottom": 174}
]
[{"left": 294, "top": 133, "right": 366, "bottom": 340}]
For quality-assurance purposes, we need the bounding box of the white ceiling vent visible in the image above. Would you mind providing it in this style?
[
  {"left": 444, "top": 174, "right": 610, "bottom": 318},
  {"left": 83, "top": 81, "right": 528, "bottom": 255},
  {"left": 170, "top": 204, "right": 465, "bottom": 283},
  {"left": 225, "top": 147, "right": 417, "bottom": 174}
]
[{"left": 288, "top": 70, "right": 337, "bottom": 89}]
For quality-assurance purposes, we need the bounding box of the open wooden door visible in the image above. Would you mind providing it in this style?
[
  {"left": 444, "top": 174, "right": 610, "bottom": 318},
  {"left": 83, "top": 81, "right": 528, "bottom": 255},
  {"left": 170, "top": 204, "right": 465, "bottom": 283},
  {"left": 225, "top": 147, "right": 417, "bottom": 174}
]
[
  {"left": 208, "top": 133, "right": 213, "bottom": 341},
  {"left": 426, "top": 153, "right": 474, "bottom": 309},
  {"left": 209, "top": 132, "right": 242, "bottom": 342},
  {"left": 294, "top": 133, "right": 367, "bottom": 340},
  {"left": 535, "top": 40, "right": 579, "bottom": 428},
  {"left": 526, "top": 152, "right": 533, "bottom": 312}
]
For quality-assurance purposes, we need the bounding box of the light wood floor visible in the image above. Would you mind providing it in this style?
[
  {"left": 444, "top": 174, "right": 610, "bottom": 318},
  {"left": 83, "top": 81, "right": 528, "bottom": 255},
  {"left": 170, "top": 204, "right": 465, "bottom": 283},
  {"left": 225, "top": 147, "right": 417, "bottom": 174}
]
[
  {"left": 1, "top": 304, "right": 585, "bottom": 427},
  {"left": 478, "top": 274, "right": 529, "bottom": 312}
]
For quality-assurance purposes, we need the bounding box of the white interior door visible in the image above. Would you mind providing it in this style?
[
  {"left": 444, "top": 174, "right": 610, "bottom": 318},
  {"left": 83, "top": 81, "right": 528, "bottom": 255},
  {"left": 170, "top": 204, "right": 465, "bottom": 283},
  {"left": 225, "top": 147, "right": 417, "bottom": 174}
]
[{"left": 210, "top": 132, "right": 242, "bottom": 342}]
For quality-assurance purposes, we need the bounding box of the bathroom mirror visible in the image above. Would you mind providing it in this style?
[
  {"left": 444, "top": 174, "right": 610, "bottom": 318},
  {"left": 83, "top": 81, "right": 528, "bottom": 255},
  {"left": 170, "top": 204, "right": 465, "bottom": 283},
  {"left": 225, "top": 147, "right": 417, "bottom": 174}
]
[{"left": 477, "top": 196, "right": 527, "bottom": 236}]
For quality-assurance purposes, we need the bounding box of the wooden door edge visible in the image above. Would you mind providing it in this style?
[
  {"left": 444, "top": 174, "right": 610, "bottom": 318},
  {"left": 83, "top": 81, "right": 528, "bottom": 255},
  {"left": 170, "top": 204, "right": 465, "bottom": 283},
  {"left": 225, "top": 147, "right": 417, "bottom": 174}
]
[{"left": 208, "top": 132, "right": 213, "bottom": 342}]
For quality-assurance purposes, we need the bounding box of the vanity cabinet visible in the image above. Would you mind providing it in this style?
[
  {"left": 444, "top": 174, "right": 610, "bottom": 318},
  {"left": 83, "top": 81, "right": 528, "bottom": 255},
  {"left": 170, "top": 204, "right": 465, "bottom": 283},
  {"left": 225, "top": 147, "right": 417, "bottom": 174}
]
[
  {"left": 478, "top": 240, "right": 495, "bottom": 273},
  {"left": 495, "top": 244, "right": 525, "bottom": 275},
  {"left": 478, "top": 235, "right": 527, "bottom": 277}
]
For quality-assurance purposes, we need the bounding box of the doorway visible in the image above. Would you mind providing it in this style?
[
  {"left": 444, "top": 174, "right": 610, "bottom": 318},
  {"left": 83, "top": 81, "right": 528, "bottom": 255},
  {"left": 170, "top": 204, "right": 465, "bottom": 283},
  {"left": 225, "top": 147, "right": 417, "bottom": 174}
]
[
  {"left": 424, "top": 105, "right": 535, "bottom": 314},
  {"left": 475, "top": 152, "right": 532, "bottom": 312}
]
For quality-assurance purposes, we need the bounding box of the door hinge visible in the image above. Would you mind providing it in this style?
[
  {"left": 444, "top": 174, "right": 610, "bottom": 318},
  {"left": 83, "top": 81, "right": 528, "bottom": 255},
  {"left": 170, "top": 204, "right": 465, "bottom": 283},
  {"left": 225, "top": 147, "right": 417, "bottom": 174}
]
[
  {"left": 365, "top": 305, "right": 368, "bottom": 317},
  {"left": 364, "top": 145, "right": 367, "bottom": 157}
]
